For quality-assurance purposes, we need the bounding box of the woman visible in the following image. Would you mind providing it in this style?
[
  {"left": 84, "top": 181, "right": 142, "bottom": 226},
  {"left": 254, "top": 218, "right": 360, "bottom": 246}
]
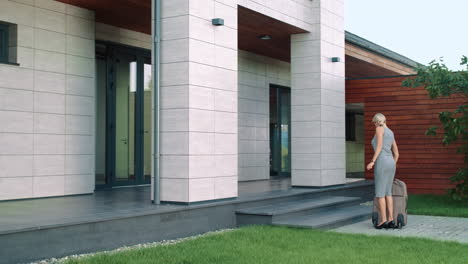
[{"left": 366, "top": 113, "right": 399, "bottom": 229}]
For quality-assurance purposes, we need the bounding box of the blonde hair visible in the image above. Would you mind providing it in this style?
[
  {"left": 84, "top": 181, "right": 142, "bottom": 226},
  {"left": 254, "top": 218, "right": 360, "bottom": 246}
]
[{"left": 372, "top": 113, "right": 386, "bottom": 127}]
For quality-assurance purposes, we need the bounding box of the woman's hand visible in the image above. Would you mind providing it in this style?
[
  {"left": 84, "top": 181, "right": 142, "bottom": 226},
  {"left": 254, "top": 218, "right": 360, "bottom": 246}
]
[{"left": 366, "top": 161, "right": 374, "bottom": 171}]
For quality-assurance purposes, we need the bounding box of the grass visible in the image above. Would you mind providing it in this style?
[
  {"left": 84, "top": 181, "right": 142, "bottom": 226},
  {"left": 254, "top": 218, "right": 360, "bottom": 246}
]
[
  {"left": 408, "top": 194, "right": 468, "bottom": 218},
  {"left": 65, "top": 226, "right": 468, "bottom": 264}
]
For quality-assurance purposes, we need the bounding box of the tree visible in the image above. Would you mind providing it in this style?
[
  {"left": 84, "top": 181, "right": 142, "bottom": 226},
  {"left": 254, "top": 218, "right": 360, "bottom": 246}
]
[{"left": 402, "top": 56, "right": 468, "bottom": 200}]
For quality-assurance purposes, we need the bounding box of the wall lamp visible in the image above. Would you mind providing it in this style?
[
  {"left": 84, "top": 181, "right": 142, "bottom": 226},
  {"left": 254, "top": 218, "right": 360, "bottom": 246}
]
[
  {"left": 212, "top": 18, "right": 224, "bottom": 26},
  {"left": 258, "top": 35, "right": 272, "bottom": 40},
  {"left": 331, "top": 57, "right": 341, "bottom": 62}
]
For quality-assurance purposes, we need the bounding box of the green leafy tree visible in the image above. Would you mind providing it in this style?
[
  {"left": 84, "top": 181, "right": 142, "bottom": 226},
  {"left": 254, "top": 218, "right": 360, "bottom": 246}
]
[{"left": 402, "top": 56, "right": 468, "bottom": 200}]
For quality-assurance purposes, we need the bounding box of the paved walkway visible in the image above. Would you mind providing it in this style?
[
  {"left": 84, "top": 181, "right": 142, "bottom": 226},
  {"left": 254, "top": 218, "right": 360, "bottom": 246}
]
[{"left": 333, "top": 215, "right": 468, "bottom": 244}]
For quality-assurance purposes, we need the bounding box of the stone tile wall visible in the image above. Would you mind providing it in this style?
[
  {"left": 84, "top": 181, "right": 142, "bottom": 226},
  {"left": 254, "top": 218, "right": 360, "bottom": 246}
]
[{"left": 0, "top": 0, "right": 95, "bottom": 200}]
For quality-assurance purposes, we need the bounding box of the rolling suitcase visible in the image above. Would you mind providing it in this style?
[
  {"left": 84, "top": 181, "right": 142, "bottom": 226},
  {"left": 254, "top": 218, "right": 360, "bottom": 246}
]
[{"left": 371, "top": 179, "right": 407, "bottom": 228}]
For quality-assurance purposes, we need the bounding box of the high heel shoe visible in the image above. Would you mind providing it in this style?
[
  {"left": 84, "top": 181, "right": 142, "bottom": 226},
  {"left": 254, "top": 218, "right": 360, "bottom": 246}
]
[
  {"left": 386, "top": 220, "right": 397, "bottom": 229},
  {"left": 374, "top": 221, "right": 388, "bottom": 229}
]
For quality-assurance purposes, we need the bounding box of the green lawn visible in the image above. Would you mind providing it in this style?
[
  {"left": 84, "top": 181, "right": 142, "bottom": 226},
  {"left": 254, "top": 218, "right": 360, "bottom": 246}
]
[
  {"left": 65, "top": 226, "right": 468, "bottom": 264},
  {"left": 408, "top": 194, "right": 468, "bottom": 218}
]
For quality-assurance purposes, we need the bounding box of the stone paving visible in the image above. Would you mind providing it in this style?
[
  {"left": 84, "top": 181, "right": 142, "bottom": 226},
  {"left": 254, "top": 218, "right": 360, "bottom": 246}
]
[{"left": 332, "top": 214, "right": 468, "bottom": 244}]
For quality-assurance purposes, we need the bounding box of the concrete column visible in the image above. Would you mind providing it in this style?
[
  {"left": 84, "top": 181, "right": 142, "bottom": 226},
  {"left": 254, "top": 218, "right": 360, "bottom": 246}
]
[
  {"left": 290, "top": 0, "right": 346, "bottom": 187},
  {"left": 157, "top": 0, "right": 238, "bottom": 203}
]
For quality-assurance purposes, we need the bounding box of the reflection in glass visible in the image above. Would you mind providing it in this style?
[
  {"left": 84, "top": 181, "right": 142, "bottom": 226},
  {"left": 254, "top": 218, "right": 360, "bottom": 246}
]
[
  {"left": 115, "top": 53, "right": 137, "bottom": 182},
  {"left": 269, "top": 85, "right": 291, "bottom": 176},
  {"left": 95, "top": 57, "right": 107, "bottom": 185},
  {"left": 143, "top": 63, "right": 152, "bottom": 181},
  {"left": 269, "top": 86, "right": 279, "bottom": 175},
  {"left": 280, "top": 90, "right": 291, "bottom": 173}
]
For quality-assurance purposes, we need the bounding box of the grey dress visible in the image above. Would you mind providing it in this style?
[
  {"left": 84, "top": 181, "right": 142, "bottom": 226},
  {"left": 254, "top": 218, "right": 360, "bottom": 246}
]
[{"left": 371, "top": 126, "right": 396, "bottom": 197}]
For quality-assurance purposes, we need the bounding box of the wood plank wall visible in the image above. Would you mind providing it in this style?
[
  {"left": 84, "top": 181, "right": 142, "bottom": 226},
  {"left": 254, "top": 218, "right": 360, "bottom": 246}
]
[{"left": 346, "top": 76, "right": 465, "bottom": 194}]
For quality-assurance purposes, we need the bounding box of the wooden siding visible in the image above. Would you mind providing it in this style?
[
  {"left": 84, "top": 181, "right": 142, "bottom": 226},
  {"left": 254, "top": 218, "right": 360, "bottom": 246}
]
[{"left": 346, "top": 76, "right": 465, "bottom": 194}]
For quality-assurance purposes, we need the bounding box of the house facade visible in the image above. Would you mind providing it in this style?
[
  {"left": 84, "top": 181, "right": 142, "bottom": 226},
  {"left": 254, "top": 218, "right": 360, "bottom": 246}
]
[{"left": 0, "top": 0, "right": 417, "bottom": 203}]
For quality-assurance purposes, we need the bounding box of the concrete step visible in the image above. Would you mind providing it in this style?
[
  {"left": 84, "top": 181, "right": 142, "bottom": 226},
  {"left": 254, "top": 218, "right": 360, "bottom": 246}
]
[
  {"left": 234, "top": 180, "right": 373, "bottom": 216},
  {"left": 236, "top": 196, "right": 361, "bottom": 226},
  {"left": 272, "top": 204, "right": 371, "bottom": 229}
]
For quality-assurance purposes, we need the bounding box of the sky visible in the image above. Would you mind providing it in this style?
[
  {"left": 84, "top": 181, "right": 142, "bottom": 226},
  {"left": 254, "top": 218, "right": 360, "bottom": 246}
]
[{"left": 345, "top": 0, "right": 468, "bottom": 70}]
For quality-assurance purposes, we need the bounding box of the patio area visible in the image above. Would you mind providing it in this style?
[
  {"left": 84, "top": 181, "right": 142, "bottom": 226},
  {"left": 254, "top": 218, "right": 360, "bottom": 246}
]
[
  {"left": 0, "top": 178, "right": 366, "bottom": 234},
  {"left": 0, "top": 178, "right": 371, "bottom": 264}
]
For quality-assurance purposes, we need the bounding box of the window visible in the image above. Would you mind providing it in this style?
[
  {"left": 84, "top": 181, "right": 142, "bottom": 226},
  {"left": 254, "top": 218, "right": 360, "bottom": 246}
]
[
  {"left": 0, "top": 23, "right": 8, "bottom": 63},
  {"left": 345, "top": 112, "right": 356, "bottom": 141},
  {"left": 0, "top": 22, "right": 17, "bottom": 65}
]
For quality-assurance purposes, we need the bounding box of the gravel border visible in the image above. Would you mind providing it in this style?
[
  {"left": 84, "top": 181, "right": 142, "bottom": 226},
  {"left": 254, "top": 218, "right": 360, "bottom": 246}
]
[{"left": 30, "top": 228, "right": 236, "bottom": 264}]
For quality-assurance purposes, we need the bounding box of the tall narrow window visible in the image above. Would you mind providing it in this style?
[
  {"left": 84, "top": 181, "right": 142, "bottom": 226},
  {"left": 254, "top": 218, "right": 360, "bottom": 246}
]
[
  {"left": 346, "top": 112, "right": 356, "bottom": 141},
  {"left": 0, "top": 23, "right": 9, "bottom": 63}
]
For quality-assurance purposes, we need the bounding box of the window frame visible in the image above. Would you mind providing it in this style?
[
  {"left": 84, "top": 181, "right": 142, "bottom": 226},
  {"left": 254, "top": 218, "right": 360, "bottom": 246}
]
[{"left": 0, "top": 23, "right": 9, "bottom": 63}]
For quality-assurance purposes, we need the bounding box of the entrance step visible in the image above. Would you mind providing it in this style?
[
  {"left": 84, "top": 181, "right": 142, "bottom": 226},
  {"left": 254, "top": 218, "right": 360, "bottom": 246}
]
[
  {"left": 272, "top": 204, "right": 371, "bottom": 229},
  {"left": 236, "top": 196, "right": 363, "bottom": 226}
]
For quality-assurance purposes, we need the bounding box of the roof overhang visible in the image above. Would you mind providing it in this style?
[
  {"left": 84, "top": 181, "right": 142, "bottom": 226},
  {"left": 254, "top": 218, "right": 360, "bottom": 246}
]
[{"left": 345, "top": 31, "right": 420, "bottom": 69}]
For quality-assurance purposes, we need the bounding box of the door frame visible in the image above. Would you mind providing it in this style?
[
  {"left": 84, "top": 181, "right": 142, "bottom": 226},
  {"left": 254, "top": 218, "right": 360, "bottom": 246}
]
[
  {"left": 269, "top": 84, "right": 291, "bottom": 178},
  {"left": 96, "top": 41, "right": 151, "bottom": 189}
]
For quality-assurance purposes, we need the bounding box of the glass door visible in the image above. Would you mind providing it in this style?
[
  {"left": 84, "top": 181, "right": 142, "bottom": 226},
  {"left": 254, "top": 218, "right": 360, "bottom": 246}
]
[
  {"left": 95, "top": 43, "right": 152, "bottom": 188},
  {"left": 269, "top": 85, "right": 291, "bottom": 177}
]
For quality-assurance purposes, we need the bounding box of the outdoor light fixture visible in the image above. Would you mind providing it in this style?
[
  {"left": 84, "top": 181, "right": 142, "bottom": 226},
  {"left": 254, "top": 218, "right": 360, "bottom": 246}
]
[
  {"left": 212, "top": 18, "right": 224, "bottom": 26},
  {"left": 331, "top": 57, "right": 341, "bottom": 62},
  {"left": 258, "top": 35, "right": 272, "bottom": 40}
]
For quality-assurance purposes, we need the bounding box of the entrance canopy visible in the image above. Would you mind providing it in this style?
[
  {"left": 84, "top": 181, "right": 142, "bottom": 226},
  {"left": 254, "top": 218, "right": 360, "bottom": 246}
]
[
  {"left": 57, "top": 0, "right": 417, "bottom": 78},
  {"left": 238, "top": 6, "right": 307, "bottom": 62},
  {"left": 57, "top": 0, "right": 151, "bottom": 34}
]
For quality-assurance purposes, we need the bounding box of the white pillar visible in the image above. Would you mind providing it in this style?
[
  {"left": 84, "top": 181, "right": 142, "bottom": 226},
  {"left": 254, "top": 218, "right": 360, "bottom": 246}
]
[
  {"left": 291, "top": 0, "right": 346, "bottom": 187},
  {"left": 157, "top": 0, "right": 238, "bottom": 203}
]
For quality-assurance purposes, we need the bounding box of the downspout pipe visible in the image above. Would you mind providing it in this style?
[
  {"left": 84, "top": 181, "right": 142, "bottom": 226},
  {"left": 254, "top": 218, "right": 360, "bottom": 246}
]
[{"left": 151, "top": 0, "right": 161, "bottom": 204}]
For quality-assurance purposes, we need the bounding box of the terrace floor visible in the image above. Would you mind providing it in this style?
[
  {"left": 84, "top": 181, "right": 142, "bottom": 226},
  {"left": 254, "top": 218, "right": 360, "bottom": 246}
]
[{"left": 0, "top": 177, "right": 366, "bottom": 235}]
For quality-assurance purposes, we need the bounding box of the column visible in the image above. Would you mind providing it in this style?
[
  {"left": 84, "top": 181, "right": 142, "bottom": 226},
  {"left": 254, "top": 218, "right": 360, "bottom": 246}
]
[
  {"left": 290, "top": 0, "right": 346, "bottom": 187},
  {"left": 155, "top": 0, "right": 238, "bottom": 203}
]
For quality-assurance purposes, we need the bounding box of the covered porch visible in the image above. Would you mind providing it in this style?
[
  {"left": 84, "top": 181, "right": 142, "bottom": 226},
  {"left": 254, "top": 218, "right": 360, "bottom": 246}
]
[
  {"left": 0, "top": 0, "right": 418, "bottom": 203},
  {"left": 51, "top": 0, "right": 349, "bottom": 204}
]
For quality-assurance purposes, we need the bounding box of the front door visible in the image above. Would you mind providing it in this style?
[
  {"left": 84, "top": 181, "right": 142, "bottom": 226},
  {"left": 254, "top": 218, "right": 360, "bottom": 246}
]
[
  {"left": 269, "top": 84, "right": 291, "bottom": 177},
  {"left": 95, "top": 43, "right": 152, "bottom": 187}
]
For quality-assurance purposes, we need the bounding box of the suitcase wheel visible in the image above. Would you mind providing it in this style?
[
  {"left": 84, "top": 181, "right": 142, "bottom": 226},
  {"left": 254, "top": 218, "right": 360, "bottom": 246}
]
[
  {"left": 372, "top": 212, "right": 379, "bottom": 226},
  {"left": 397, "top": 214, "right": 405, "bottom": 229}
]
